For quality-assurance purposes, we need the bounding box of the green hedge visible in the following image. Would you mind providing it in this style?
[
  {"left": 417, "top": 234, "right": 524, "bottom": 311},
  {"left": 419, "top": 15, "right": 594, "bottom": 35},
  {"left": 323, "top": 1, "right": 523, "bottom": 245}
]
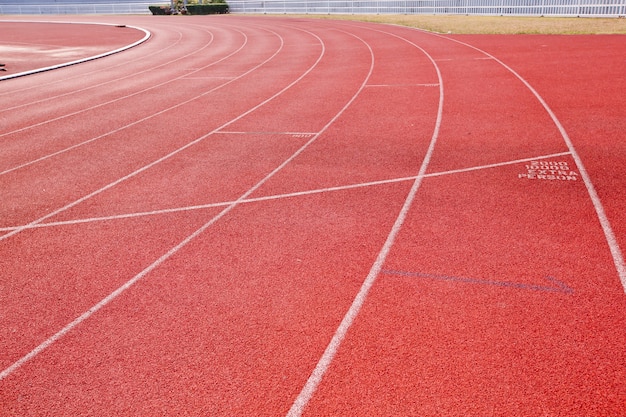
[
  {"left": 187, "top": 4, "right": 229, "bottom": 14},
  {"left": 149, "top": 3, "right": 229, "bottom": 15},
  {"left": 149, "top": 5, "right": 171, "bottom": 14}
]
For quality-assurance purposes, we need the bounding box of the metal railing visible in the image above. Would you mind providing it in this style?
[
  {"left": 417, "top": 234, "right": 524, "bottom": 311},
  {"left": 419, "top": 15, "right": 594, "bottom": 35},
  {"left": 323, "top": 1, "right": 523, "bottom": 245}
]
[
  {"left": 0, "top": 0, "right": 623, "bottom": 15},
  {"left": 227, "top": 0, "right": 626, "bottom": 16},
  {"left": 0, "top": 2, "right": 154, "bottom": 14}
]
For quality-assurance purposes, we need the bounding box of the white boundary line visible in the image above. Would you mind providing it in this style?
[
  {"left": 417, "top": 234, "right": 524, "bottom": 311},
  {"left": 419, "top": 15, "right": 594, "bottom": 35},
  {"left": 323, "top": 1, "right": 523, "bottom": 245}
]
[
  {"left": 286, "top": 28, "right": 444, "bottom": 417},
  {"left": 0, "top": 21, "right": 151, "bottom": 82},
  {"left": 0, "top": 151, "right": 572, "bottom": 232},
  {"left": 0, "top": 21, "right": 216, "bottom": 99},
  {"left": 0, "top": 26, "right": 249, "bottom": 175},
  {"left": 0, "top": 26, "right": 293, "bottom": 241},
  {"left": 0, "top": 25, "right": 375, "bottom": 383},
  {"left": 441, "top": 36, "right": 626, "bottom": 293},
  {"left": 0, "top": 23, "right": 328, "bottom": 383},
  {"left": 0, "top": 23, "right": 200, "bottom": 114},
  {"left": 290, "top": 22, "right": 625, "bottom": 417}
]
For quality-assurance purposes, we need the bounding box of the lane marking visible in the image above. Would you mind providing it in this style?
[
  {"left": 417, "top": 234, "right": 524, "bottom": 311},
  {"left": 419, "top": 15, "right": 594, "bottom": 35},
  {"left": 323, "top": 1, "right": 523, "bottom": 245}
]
[
  {"left": 366, "top": 83, "right": 439, "bottom": 87},
  {"left": 382, "top": 270, "right": 574, "bottom": 294},
  {"left": 0, "top": 26, "right": 374, "bottom": 384},
  {"left": 217, "top": 131, "right": 317, "bottom": 136},
  {"left": 0, "top": 19, "right": 255, "bottom": 101},
  {"left": 0, "top": 21, "right": 151, "bottom": 82},
  {"left": 0, "top": 20, "right": 320, "bottom": 172},
  {"left": 0, "top": 25, "right": 185, "bottom": 111},
  {"left": 0, "top": 28, "right": 250, "bottom": 175},
  {"left": 182, "top": 76, "right": 236, "bottom": 80},
  {"left": 0, "top": 151, "right": 573, "bottom": 232},
  {"left": 0, "top": 24, "right": 325, "bottom": 382},
  {"left": 0, "top": 26, "right": 302, "bottom": 241},
  {"left": 0, "top": 152, "right": 572, "bottom": 232},
  {"left": 439, "top": 35, "right": 626, "bottom": 293},
  {"left": 286, "top": 28, "right": 444, "bottom": 417},
  {"left": 518, "top": 159, "right": 580, "bottom": 181},
  {"left": 422, "top": 151, "right": 572, "bottom": 179}
]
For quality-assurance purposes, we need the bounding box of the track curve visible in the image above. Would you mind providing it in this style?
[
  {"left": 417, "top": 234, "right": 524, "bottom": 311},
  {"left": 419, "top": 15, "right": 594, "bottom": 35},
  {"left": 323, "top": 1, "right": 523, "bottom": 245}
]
[{"left": 0, "top": 15, "right": 624, "bottom": 417}]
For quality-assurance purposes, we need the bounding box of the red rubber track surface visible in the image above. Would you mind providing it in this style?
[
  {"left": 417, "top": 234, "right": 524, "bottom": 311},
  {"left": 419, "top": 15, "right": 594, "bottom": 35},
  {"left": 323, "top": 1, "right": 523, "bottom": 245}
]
[
  {"left": 0, "top": 15, "right": 624, "bottom": 416},
  {"left": 0, "top": 21, "right": 147, "bottom": 78}
]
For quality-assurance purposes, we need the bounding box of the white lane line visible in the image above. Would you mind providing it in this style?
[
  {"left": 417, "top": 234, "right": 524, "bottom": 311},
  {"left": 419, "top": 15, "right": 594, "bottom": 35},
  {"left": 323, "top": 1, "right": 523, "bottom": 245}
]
[
  {"left": 366, "top": 83, "right": 439, "bottom": 87},
  {"left": 0, "top": 26, "right": 184, "bottom": 113},
  {"left": 217, "top": 131, "right": 317, "bottom": 136},
  {"left": 286, "top": 28, "right": 444, "bottom": 417},
  {"left": 0, "top": 151, "right": 572, "bottom": 232},
  {"left": 0, "top": 21, "right": 182, "bottom": 100},
  {"left": 0, "top": 28, "right": 248, "bottom": 175},
  {"left": 0, "top": 26, "right": 327, "bottom": 382},
  {"left": 441, "top": 35, "right": 626, "bottom": 293},
  {"left": 0, "top": 28, "right": 294, "bottom": 241},
  {"left": 0, "top": 21, "right": 151, "bottom": 82},
  {"left": 423, "top": 151, "right": 572, "bottom": 178},
  {"left": 0, "top": 25, "right": 373, "bottom": 382},
  {"left": 0, "top": 20, "right": 239, "bottom": 114}
]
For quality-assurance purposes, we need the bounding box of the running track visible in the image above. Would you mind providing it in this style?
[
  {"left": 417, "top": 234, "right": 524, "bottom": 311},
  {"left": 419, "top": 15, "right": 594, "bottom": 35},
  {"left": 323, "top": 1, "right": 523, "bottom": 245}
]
[{"left": 1, "top": 15, "right": 625, "bottom": 416}]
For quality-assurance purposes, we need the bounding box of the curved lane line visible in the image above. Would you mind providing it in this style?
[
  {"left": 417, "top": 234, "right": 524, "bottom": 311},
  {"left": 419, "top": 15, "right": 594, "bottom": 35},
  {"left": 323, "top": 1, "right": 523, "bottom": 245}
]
[
  {"left": 286, "top": 27, "right": 444, "bottom": 417},
  {"left": 434, "top": 34, "right": 626, "bottom": 293},
  {"left": 0, "top": 20, "right": 268, "bottom": 114},
  {"left": 0, "top": 26, "right": 290, "bottom": 240},
  {"left": 0, "top": 24, "right": 339, "bottom": 381},
  {"left": 0, "top": 26, "right": 249, "bottom": 173},
  {"left": 0, "top": 25, "right": 194, "bottom": 114},
  {"left": 0, "top": 21, "right": 151, "bottom": 82},
  {"left": 0, "top": 27, "right": 247, "bottom": 175},
  {"left": 0, "top": 22, "right": 184, "bottom": 98},
  {"left": 0, "top": 152, "right": 573, "bottom": 232}
]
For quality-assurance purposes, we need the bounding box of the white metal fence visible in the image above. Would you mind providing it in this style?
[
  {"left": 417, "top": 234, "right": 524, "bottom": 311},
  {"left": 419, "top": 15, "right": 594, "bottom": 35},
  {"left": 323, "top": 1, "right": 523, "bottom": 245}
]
[
  {"left": 0, "top": 0, "right": 623, "bottom": 15},
  {"left": 0, "top": 2, "right": 153, "bottom": 14},
  {"left": 228, "top": 0, "right": 626, "bottom": 16}
]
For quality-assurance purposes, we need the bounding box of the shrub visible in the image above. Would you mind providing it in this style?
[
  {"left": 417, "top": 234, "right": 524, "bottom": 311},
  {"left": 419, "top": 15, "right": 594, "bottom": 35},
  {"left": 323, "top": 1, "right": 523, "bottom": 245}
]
[
  {"left": 149, "top": 5, "right": 172, "bottom": 15},
  {"left": 187, "top": 3, "right": 230, "bottom": 14},
  {"left": 150, "top": 2, "right": 229, "bottom": 15}
]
